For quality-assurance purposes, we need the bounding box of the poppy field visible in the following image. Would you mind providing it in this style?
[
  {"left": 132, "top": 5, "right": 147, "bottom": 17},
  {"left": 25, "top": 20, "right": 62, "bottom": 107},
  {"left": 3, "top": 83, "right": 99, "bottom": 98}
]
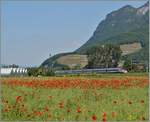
[{"left": 0, "top": 73, "right": 149, "bottom": 121}]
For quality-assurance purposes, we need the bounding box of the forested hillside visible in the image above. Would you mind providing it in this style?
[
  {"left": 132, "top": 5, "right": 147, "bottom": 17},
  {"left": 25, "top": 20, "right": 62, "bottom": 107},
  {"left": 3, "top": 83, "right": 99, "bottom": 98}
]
[{"left": 76, "top": 2, "right": 149, "bottom": 62}]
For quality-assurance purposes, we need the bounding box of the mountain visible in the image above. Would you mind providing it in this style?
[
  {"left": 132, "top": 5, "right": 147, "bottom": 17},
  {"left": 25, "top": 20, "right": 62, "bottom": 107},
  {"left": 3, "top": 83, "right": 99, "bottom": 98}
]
[
  {"left": 41, "top": 2, "right": 149, "bottom": 68},
  {"left": 76, "top": 2, "right": 149, "bottom": 62}
]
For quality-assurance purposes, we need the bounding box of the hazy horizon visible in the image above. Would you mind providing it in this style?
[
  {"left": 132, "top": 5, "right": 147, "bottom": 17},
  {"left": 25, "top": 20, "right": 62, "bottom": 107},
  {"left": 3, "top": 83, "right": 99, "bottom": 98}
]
[{"left": 1, "top": 0, "right": 147, "bottom": 66}]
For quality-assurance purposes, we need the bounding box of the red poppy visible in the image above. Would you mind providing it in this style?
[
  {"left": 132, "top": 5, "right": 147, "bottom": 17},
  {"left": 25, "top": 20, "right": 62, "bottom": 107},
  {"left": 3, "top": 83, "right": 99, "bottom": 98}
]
[
  {"left": 103, "top": 112, "right": 107, "bottom": 122},
  {"left": 77, "top": 107, "right": 81, "bottom": 113},
  {"left": 48, "top": 96, "right": 52, "bottom": 99},
  {"left": 3, "top": 76, "right": 149, "bottom": 89},
  {"left": 103, "top": 112, "right": 107, "bottom": 117},
  {"left": 34, "top": 111, "right": 43, "bottom": 117},
  {"left": 44, "top": 107, "right": 49, "bottom": 112},
  {"left": 92, "top": 115, "right": 97, "bottom": 121},
  {"left": 16, "top": 96, "right": 22, "bottom": 103},
  {"left": 59, "top": 102, "right": 64, "bottom": 108},
  {"left": 4, "top": 108, "right": 9, "bottom": 112},
  {"left": 103, "top": 118, "right": 107, "bottom": 122}
]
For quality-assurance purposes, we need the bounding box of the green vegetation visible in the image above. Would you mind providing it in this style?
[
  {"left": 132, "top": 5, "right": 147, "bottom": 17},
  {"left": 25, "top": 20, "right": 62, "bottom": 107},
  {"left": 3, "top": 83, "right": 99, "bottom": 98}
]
[
  {"left": 55, "top": 72, "right": 149, "bottom": 78},
  {"left": 76, "top": 3, "right": 149, "bottom": 63},
  {"left": 1, "top": 74, "right": 149, "bottom": 121},
  {"left": 86, "top": 44, "right": 122, "bottom": 68},
  {"left": 87, "top": 45, "right": 121, "bottom": 68},
  {"left": 41, "top": 3, "right": 149, "bottom": 69},
  {"left": 123, "top": 58, "right": 132, "bottom": 71},
  {"left": 27, "top": 67, "right": 55, "bottom": 77},
  {"left": 2, "top": 86, "right": 148, "bottom": 121}
]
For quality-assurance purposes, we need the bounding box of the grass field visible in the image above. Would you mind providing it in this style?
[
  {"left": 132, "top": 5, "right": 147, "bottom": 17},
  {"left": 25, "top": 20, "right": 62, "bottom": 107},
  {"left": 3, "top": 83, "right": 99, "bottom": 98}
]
[{"left": 0, "top": 73, "right": 149, "bottom": 121}]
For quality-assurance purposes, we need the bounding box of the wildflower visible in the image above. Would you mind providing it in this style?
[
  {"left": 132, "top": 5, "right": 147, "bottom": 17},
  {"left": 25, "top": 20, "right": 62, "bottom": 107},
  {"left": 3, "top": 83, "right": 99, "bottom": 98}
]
[
  {"left": 92, "top": 115, "right": 97, "bottom": 121},
  {"left": 4, "top": 108, "right": 9, "bottom": 112},
  {"left": 34, "top": 111, "right": 43, "bottom": 117},
  {"left": 48, "top": 96, "right": 52, "bottom": 99},
  {"left": 103, "top": 112, "right": 107, "bottom": 117},
  {"left": 103, "top": 112, "right": 107, "bottom": 122},
  {"left": 77, "top": 107, "right": 81, "bottom": 113},
  {"left": 59, "top": 102, "right": 64, "bottom": 108},
  {"left": 44, "top": 107, "right": 49, "bottom": 112},
  {"left": 16, "top": 96, "right": 22, "bottom": 103}
]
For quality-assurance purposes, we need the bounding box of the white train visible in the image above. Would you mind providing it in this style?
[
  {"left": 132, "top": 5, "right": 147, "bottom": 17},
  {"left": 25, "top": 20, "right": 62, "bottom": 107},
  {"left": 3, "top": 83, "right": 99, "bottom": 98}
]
[
  {"left": 55, "top": 68, "right": 127, "bottom": 75},
  {"left": 0, "top": 68, "right": 28, "bottom": 76}
]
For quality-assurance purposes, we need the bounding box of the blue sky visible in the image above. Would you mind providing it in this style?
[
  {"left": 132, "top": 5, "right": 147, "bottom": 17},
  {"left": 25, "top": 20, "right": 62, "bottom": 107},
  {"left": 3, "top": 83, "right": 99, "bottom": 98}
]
[{"left": 1, "top": 0, "right": 147, "bottom": 66}]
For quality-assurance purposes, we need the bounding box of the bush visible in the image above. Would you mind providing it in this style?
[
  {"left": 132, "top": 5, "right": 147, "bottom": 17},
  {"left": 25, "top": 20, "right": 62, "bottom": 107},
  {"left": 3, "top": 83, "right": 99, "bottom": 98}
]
[{"left": 27, "top": 67, "right": 55, "bottom": 77}]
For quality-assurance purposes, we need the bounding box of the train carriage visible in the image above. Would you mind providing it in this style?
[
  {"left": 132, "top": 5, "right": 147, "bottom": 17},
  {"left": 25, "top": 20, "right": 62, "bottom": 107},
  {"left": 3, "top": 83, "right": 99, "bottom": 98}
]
[{"left": 55, "top": 68, "right": 127, "bottom": 75}]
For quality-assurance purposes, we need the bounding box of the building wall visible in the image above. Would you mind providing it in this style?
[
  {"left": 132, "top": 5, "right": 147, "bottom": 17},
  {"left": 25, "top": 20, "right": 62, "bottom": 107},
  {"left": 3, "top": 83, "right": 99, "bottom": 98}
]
[{"left": 0, "top": 68, "right": 27, "bottom": 76}]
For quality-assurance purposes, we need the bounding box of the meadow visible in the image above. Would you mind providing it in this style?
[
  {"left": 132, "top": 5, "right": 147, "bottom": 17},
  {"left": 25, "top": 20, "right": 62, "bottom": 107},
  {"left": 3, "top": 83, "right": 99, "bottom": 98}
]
[{"left": 0, "top": 73, "right": 149, "bottom": 121}]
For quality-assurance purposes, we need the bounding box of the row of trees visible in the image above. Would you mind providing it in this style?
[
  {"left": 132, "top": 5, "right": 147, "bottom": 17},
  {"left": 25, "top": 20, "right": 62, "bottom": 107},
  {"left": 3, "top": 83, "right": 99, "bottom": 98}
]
[
  {"left": 27, "top": 44, "right": 147, "bottom": 76},
  {"left": 123, "top": 58, "right": 148, "bottom": 72},
  {"left": 2, "top": 64, "right": 19, "bottom": 68},
  {"left": 27, "top": 67, "right": 55, "bottom": 76},
  {"left": 86, "top": 44, "right": 147, "bottom": 72}
]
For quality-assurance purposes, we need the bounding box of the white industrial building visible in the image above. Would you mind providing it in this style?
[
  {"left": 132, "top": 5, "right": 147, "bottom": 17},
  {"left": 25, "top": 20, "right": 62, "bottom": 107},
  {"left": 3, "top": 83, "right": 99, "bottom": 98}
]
[{"left": 0, "top": 68, "right": 27, "bottom": 76}]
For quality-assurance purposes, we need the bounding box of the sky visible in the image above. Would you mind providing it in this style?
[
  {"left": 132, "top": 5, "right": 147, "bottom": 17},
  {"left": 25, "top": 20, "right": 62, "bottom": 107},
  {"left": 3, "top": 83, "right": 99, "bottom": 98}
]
[{"left": 1, "top": 0, "right": 147, "bottom": 67}]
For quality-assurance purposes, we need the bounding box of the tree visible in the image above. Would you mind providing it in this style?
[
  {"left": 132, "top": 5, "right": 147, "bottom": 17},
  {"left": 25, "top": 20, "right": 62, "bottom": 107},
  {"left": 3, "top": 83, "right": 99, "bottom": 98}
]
[
  {"left": 27, "top": 67, "right": 39, "bottom": 76},
  {"left": 27, "top": 67, "right": 55, "bottom": 76},
  {"left": 86, "top": 44, "right": 122, "bottom": 68},
  {"left": 123, "top": 58, "right": 132, "bottom": 71},
  {"left": 45, "top": 68, "right": 55, "bottom": 76},
  {"left": 9, "top": 64, "right": 19, "bottom": 68}
]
